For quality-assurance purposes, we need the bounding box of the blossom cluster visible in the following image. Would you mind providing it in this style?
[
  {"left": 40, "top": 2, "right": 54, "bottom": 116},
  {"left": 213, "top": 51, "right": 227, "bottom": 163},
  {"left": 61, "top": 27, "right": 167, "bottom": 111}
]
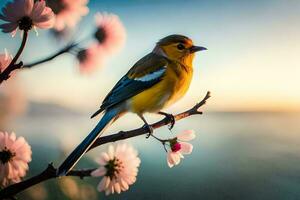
[
  {"left": 167, "top": 130, "right": 196, "bottom": 167},
  {"left": 91, "top": 130, "right": 196, "bottom": 195},
  {"left": 0, "top": 0, "right": 126, "bottom": 75}
]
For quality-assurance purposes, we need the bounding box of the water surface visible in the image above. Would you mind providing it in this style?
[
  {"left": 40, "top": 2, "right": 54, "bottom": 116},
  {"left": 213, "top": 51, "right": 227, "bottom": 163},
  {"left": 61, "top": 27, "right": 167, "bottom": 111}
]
[{"left": 12, "top": 112, "right": 300, "bottom": 200}]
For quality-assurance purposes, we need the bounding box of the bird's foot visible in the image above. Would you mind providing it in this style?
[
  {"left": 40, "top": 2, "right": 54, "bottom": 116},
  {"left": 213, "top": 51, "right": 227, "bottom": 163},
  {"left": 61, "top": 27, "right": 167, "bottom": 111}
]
[
  {"left": 143, "top": 124, "right": 154, "bottom": 138},
  {"left": 159, "top": 112, "right": 175, "bottom": 130},
  {"left": 167, "top": 114, "right": 176, "bottom": 130}
]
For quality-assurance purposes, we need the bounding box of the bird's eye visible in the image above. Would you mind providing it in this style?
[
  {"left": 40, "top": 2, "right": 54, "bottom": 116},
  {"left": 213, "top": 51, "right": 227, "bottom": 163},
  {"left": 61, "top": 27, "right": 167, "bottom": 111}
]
[{"left": 177, "top": 43, "right": 185, "bottom": 50}]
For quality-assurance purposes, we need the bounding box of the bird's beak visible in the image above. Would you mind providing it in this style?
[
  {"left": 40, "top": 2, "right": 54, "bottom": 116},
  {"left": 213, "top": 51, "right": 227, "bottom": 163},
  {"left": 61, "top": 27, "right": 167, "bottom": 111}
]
[{"left": 190, "top": 45, "right": 207, "bottom": 53}]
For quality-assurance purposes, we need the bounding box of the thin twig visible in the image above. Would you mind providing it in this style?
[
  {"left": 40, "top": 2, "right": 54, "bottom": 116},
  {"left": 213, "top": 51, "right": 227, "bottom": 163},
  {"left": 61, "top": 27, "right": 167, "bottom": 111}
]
[
  {"left": 23, "top": 42, "right": 77, "bottom": 68},
  {"left": 0, "top": 31, "right": 28, "bottom": 85},
  {"left": 0, "top": 92, "right": 211, "bottom": 199},
  {"left": 67, "top": 168, "right": 96, "bottom": 179}
]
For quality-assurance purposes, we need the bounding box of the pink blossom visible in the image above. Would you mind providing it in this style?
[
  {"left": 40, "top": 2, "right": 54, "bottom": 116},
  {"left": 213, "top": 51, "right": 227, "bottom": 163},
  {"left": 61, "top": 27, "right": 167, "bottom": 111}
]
[
  {"left": 46, "top": 0, "right": 89, "bottom": 31},
  {"left": 91, "top": 143, "right": 141, "bottom": 195},
  {"left": 0, "top": 49, "right": 12, "bottom": 73},
  {"left": 167, "top": 130, "right": 196, "bottom": 168},
  {"left": 0, "top": 132, "right": 32, "bottom": 187},
  {"left": 94, "top": 12, "right": 126, "bottom": 54},
  {"left": 0, "top": 0, "right": 55, "bottom": 35},
  {"left": 76, "top": 44, "right": 106, "bottom": 74}
]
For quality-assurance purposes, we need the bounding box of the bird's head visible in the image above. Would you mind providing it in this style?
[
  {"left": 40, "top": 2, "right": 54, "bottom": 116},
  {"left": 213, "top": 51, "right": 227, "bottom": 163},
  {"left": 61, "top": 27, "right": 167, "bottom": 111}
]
[{"left": 153, "top": 34, "right": 207, "bottom": 65}]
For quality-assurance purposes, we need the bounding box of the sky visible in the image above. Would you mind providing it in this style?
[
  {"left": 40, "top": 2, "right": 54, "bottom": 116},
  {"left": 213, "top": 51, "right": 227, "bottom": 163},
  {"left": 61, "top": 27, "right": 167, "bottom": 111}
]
[{"left": 0, "top": 0, "right": 300, "bottom": 112}]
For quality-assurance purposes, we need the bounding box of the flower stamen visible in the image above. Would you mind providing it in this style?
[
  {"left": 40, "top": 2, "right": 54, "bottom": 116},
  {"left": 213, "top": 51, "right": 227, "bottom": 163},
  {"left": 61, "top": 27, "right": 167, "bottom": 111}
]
[
  {"left": 171, "top": 142, "right": 181, "bottom": 152},
  {"left": 105, "top": 157, "right": 123, "bottom": 179},
  {"left": 0, "top": 147, "right": 16, "bottom": 164},
  {"left": 169, "top": 138, "right": 181, "bottom": 152},
  {"left": 76, "top": 49, "right": 87, "bottom": 63},
  {"left": 94, "top": 27, "right": 107, "bottom": 44},
  {"left": 18, "top": 16, "right": 33, "bottom": 31}
]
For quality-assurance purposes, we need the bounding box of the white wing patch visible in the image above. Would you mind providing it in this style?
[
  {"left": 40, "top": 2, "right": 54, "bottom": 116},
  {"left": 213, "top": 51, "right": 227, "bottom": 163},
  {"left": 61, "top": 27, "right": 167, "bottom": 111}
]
[{"left": 134, "top": 67, "right": 166, "bottom": 82}]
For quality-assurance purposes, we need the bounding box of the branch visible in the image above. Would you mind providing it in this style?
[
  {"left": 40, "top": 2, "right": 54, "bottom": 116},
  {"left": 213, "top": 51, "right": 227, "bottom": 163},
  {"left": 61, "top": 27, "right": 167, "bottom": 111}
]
[
  {"left": 0, "top": 164, "right": 95, "bottom": 199},
  {"left": 23, "top": 42, "right": 77, "bottom": 68},
  {"left": 0, "top": 91, "right": 211, "bottom": 199},
  {"left": 88, "top": 91, "right": 211, "bottom": 150},
  {"left": 0, "top": 31, "right": 28, "bottom": 85}
]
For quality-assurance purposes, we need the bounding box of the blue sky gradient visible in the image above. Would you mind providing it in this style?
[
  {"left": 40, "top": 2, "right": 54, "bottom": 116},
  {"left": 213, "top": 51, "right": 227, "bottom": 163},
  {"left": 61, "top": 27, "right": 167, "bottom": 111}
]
[{"left": 0, "top": 0, "right": 299, "bottom": 112}]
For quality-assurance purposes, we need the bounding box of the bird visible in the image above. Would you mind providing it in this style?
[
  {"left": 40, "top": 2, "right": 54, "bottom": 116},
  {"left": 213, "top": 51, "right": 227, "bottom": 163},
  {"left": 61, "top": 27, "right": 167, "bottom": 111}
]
[{"left": 57, "top": 34, "right": 207, "bottom": 176}]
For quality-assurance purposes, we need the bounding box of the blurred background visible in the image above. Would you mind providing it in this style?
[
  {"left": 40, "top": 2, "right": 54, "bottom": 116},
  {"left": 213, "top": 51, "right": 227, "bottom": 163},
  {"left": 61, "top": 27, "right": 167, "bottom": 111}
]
[{"left": 1, "top": 0, "right": 300, "bottom": 199}]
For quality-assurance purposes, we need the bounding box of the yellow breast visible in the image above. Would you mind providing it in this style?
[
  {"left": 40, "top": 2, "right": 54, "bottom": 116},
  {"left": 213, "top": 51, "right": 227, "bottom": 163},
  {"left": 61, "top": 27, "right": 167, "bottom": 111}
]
[
  {"left": 129, "top": 62, "right": 193, "bottom": 114},
  {"left": 166, "top": 62, "right": 193, "bottom": 106}
]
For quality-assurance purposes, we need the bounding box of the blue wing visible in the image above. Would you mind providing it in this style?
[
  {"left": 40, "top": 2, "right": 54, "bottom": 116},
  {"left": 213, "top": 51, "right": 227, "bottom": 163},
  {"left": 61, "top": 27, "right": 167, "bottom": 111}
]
[{"left": 91, "top": 53, "right": 169, "bottom": 118}]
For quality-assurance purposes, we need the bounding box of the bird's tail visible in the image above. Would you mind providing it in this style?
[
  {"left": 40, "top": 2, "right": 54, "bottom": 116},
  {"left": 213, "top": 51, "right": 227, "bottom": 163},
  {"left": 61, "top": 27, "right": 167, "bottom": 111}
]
[
  {"left": 90, "top": 108, "right": 102, "bottom": 119},
  {"left": 57, "top": 108, "right": 119, "bottom": 176}
]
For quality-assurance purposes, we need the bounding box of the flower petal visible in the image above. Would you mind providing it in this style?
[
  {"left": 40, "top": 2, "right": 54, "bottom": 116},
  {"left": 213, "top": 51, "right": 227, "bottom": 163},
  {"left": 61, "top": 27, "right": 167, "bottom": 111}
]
[
  {"left": 30, "top": 0, "right": 46, "bottom": 20},
  {"left": 114, "top": 182, "right": 121, "bottom": 194},
  {"left": 0, "top": 23, "right": 18, "bottom": 33},
  {"left": 167, "top": 152, "right": 174, "bottom": 168},
  {"left": 119, "top": 178, "right": 129, "bottom": 191},
  {"left": 100, "top": 152, "right": 110, "bottom": 162},
  {"left": 179, "top": 142, "right": 193, "bottom": 154},
  {"left": 105, "top": 176, "right": 111, "bottom": 189},
  {"left": 24, "top": 0, "right": 34, "bottom": 16},
  {"left": 107, "top": 145, "right": 115, "bottom": 160},
  {"left": 91, "top": 167, "right": 106, "bottom": 177},
  {"left": 177, "top": 130, "right": 196, "bottom": 141},
  {"left": 169, "top": 152, "right": 181, "bottom": 166},
  {"left": 97, "top": 177, "right": 107, "bottom": 192},
  {"left": 35, "top": 18, "right": 54, "bottom": 29},
  {"left": 52, "top": 0, "right": 89, "bottom": 31}
]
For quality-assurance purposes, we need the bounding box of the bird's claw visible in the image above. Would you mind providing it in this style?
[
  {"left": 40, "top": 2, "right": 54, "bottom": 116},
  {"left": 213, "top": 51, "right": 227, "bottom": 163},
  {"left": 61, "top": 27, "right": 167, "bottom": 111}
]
[
  {"left": 159, "top": 112, "right": 176, "bottom": 130},
  {"left": 143, "top": 124, "right": 153, "bottom": 138},
  {"left": 167, "top": 114, "right": 175, "bottom": 130}
]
